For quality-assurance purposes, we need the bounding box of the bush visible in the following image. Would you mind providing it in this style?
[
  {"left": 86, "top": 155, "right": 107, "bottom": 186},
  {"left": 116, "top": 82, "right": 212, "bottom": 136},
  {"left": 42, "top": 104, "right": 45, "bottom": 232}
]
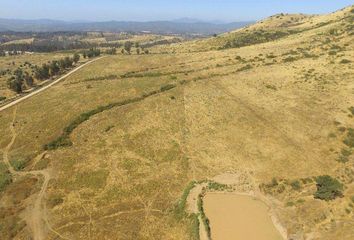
[
  {"left": 340, "top": 59, "right": 351, "bottom": 64},
  {"left": 0, "top": 163, "right": 12, "bottom": 192},
  {"left": 343, "top": 128, "right": 354, "bottom": 148},
  {"left": 349, "top": 107, "right": 354, "bottom": 115},
  {"left": 10, "top": 159, "right": 27, "bottom": 171},
  {"left": 290, "top": 180, "right": 301, "bottom": 191},
  {"left": 314, "top": 175, "right": 343, "bottom": 201},
  {"left": 0, "top": 96, "right": 6, "bottom": 101},
  {"left": 207, "top": 181, "right": 229, "bottom": 191}
]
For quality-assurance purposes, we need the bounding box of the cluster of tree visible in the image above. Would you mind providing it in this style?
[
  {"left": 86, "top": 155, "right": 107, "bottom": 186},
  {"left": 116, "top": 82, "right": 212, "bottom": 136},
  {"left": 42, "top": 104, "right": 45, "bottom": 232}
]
[
  {"left": 121, "top": 41, "right": 149, "bottom": 55},
  {"left": 35, "top": 53, "right": 80, "bottom": 80},
  {"left": 105, "top": 47, "right": 117, "bottom": 55},
  {"left": 83, "top": 48, "right": 101, "bottom": 58},
  {"left": 7, "top": 68, "right": 34, "bottom": 93},
  {"left": 7, "top": 53, "right": 81, "bottom": 93},
  {"left": 0, "top": 50, "right": 6, "bottom": 57}
]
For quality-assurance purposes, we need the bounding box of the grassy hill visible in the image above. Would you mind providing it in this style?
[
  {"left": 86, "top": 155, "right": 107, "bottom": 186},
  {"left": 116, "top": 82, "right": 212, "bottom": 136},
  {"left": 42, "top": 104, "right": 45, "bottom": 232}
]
[{"left": 0, "top": 5, "right": 353, "bottom": 240}]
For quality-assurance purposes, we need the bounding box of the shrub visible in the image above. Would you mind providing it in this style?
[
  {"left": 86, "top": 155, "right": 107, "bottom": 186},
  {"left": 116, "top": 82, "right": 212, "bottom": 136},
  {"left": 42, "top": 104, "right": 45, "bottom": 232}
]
[
  {"left": 290, "top": 180, "right": 301, "bottom": 191},
  {"left": 237, "top": 64, "right": 252, "bottom": 72},
  {"left": 160, "top": 84, "right": 176, "bottom": 92},
  {"left": 314, "top": 175, "right": 343, "bottom": 201},
  {"left": 0, "top": 96, "right": 6, "bottom": 101},
  {"left": 10, "top": 159, "right": 26, "bottom": 171},
  {"left": 349, "top": 107, "right": 354, "bottom": 115},
  {"left": 340, "top": 59, "right": 351, "bottom": 64},
  {"left": 337, "top": 155, "right": 349, "bottom": 163},
  {"left": 341, "top": 148, "right": 352, "bottom": 157},
  {"left": 343, "top": 128, "right": 354, "bottom": 148},
  {"left": 0, "top": 163, "right": 12, "bottom": 192},
  {"left": 283, "top": 56, "right": 297, "bottom": 62},
  {"left": 207, "top": 181, "right": 229, "bottom": 191},
  {"left": 266, "top": 84, "right": 277, "bottom": 90}
]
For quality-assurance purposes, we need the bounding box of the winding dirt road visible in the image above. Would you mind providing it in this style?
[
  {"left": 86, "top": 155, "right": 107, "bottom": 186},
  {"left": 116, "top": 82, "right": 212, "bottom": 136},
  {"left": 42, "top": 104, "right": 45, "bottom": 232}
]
[
  {"left": 1, "top": 57, "right": 106, "bottom": 239},
  {"left": 2, "top": 107, "right": 53, "bottom": 240},
  {"left": 0, "top": 56, "right": 105, "bottom": 113}
]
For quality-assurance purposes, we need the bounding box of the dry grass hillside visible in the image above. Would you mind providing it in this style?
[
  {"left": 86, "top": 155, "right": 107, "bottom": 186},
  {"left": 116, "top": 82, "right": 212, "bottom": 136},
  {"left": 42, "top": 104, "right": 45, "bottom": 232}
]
[
  {"left": 159, "top": 5, "right": 353, "bottom": 52},
  {"left": 0, "top": 5, "right": 353, "bottom": 240}
]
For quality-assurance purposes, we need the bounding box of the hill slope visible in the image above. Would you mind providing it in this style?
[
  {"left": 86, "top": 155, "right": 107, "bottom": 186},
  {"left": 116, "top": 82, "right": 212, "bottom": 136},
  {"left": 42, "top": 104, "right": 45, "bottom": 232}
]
[{"left": 0, "top": 5, "right": 353, "bottom": 240}]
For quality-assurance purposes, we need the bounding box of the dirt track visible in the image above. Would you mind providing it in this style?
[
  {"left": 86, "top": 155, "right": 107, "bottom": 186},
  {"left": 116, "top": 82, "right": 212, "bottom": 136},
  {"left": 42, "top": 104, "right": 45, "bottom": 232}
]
[
  {"left": 0, "top": 56, "right": 105, "bottom": 113},
  {"left": 2, "top": 107, "right": 53, "bottom": 240}
]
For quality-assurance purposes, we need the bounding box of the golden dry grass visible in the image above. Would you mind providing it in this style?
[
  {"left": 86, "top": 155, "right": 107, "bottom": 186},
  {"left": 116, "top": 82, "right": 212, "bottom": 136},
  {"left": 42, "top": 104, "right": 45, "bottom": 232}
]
[{"left": 0, "top": 5, "right": 353, "bottom": 240}]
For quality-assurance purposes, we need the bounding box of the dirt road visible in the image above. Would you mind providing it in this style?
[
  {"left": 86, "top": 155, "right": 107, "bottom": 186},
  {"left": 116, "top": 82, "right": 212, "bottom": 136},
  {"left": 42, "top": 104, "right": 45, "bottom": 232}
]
[
  {"left": 2, "top": 107, "right": 54, "bottom": 240},
  {"left": 0, "top": 56, "right": 105, "bottom": 113}
]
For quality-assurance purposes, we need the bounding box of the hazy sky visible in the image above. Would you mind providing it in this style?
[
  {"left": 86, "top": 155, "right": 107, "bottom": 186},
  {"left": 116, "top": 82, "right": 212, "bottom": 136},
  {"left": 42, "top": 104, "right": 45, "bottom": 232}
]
[{"left": 1, "top": 0, "right": 353, "bottom": 22}]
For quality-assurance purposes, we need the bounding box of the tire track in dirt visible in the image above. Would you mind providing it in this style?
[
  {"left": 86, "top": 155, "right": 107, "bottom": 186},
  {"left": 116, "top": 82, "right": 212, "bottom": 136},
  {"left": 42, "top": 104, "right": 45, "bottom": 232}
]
[{"left": 2, "top": 107, "right": 60, "bottom": 240}]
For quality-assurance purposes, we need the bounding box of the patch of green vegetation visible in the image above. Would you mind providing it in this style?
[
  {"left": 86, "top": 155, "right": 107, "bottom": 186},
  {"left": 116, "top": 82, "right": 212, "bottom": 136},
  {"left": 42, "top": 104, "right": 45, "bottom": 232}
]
[
  {"left": 84, "top": 74, "right": 118, "bottom": 82},
  {"left": 0, "top": 163, "right": 12, "bottom": 192},
  {"left": 10, "top": 159, "right": 26, "bottom": 171},
  {"left": 0, "top": 96, "right": 6, "bottom": 101},
  {"left": 220, "top": 30, "right": 292, "bottom": 50},
  {"left": 290, "top": 180, "right": 302, "bottom": 191},
  {"left": 207, "top": 181, "right": 230, "bottom": 191},
  {"left": 174, "top": 181, "right": 197, "bottom": 220},
  {"left": 286, "top": 201, "right": 295, "bottom": 207},
  {"left": 343, "top": 128, "right": 354, "bottom": 148},
  {"left": 197, "top": 194, "right": 211, "bottom": 239},
  {"left": 188, "top": 213, "right": 200, "bottom": 240},
  {"left": 121, "top": 71, "right": 162, "bottom": 79},
  {"left": 314, "top": 175, "right": 343, "bottom": 201}
]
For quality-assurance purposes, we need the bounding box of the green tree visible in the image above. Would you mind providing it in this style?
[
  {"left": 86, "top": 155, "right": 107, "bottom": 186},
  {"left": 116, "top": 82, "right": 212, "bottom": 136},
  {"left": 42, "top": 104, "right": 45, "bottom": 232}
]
[
  {"left": 124, "top": 41, "right": 133, "bottom": 54},
  {"left": 73, "top": 53, "right": 80, "bottom": 63},
  {"left": 314, "top": 175, "right": 343, "bottom": 201},
  {"left": 136, "top": 48, "right": 140, "bottom": 55},
  {"left": 49, "top": 61, "right": 60, "bottom": 75},
  {"left": 35, "top": 64, "right": 50, "bottom": 80},
  {"left": 24, "top": 72, "right": 34, "bottom": 87},
  {"left": 8, "top": 68, "right": 24, "bottom": 93}
]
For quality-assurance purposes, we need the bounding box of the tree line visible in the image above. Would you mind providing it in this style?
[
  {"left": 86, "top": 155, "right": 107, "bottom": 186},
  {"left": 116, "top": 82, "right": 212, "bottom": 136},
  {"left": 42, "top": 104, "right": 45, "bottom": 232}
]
[{"left": 8, "top": 53, "right": 81, "bottom": 93}]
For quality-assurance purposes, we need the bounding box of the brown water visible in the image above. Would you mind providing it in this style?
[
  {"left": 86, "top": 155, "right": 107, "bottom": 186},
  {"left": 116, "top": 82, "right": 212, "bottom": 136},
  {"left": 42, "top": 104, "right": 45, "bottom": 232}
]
[{"left": 204, "top": 193, "right": 284, "bottom": 240}]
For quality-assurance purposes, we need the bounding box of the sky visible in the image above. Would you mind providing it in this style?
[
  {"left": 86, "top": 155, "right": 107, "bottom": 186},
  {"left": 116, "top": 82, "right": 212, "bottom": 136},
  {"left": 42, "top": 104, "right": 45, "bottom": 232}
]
[{"left": 0, "top": 0, "right": 353, "bottom": 22}]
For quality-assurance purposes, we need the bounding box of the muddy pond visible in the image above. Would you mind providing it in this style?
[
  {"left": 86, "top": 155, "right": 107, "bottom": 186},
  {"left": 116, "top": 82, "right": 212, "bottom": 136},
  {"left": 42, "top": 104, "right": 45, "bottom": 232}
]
[{"left": 204, "top": 193, "right": 284, "bottom": 240}]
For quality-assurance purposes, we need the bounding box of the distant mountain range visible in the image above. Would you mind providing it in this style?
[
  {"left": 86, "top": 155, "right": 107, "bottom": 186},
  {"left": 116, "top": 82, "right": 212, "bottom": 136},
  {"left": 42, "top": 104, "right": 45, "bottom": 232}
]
[{"left": 0, "top": 18, "right": 254, "bottom": 35}]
